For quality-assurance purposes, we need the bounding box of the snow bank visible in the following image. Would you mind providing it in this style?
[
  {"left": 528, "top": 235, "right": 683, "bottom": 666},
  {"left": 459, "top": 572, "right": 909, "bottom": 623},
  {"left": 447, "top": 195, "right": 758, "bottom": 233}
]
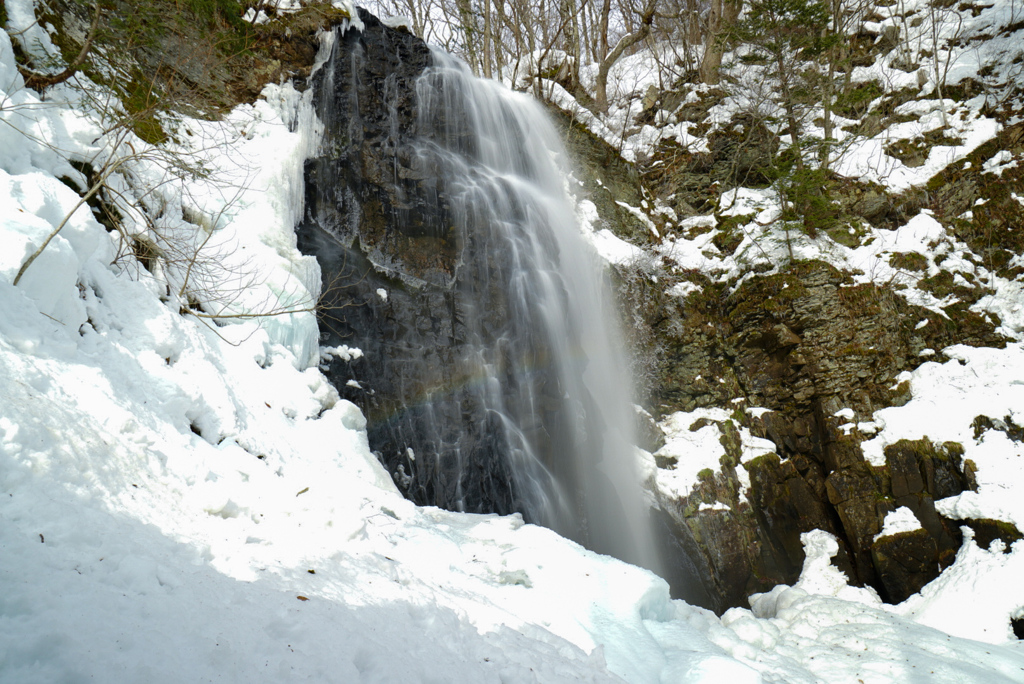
[{"left": 713, "top": 531, "right": 1024, "bottom": 683}]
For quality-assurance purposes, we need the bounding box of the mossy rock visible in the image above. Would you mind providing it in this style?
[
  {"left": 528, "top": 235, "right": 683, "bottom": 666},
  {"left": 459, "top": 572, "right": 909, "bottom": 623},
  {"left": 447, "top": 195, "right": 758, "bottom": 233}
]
[
  {"left": 871, "top": 529, "right": 940, "bottom": 603},
  {"left": 728, "top": 268, "right": 813, "bottom": 322},
  {"left": 829, "top": 177, "right": 923, "bottom": 229},
  {"left": 883, "top": 438, "right": 968, "bottom": 500},
  {"left": 833, "top": 79, "right": 884, "bottom": 119},
  {"left": 926, "top": 302, "right": 1008, "bottom": 349},
  {"left": 926, "top": 123, "right": 1024, "bottom": 277},
  {"left": 886, "top": 129, "right": 963, "bottom": 168},
  {"left": 746, "top": 451, "right": 782, "bottom": 477},
  {"left": 705, "top": 114, "right": 779, "bottom": 187},
  {"left": 875, "top": 86, "right": 920, "bottom": 117},
  {"left": 712, "top": 214, "right": 753, "bottom": 255},
  {"left": 718, "top": 420, "right": 743, "bottom": 468},
  {"left": 825, "top": 221, "right": 871, "bottom": 248},
  {"left": 960, "top": 518, "right": 1024, "bottom": 551},
  {"left": 889, "top": 251, "right": 929, "bottom": 272},
  {"left": 22, "top": 0, "right": 365, "bottom": 133},
  {"left": 917, "top": 270, "right": 981, "bottom": 302},
  {"left": 826, "top": 462, "right": 882, "bottom": 505},
  {"left": 972, "top": 414, "right": 1024, "bottom": 442}
]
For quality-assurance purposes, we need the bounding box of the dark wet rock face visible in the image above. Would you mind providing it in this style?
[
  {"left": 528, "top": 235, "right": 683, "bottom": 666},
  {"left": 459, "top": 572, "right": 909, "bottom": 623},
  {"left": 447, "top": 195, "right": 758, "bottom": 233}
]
[
  {"left": 299, "top": 14, "right": 522, "bottom": 515},
  {"left": 297, "top": 12, "right": 481, "bottom": 509},
  {"left": 546, "top": 106, "right": 653, "bottom": 245}
]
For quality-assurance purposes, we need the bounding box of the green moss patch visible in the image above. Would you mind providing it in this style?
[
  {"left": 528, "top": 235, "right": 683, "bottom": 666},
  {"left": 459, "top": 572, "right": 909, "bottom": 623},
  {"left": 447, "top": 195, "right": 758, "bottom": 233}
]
[
  {"left": 727, "top": 262, "right": 836, "bottom": 322},
  {"left": 886, "top": 129, "right": 963, "bottom": 168},
  {"left": 712, "top": 213, "right": 754, "bottom": 256},
  {"left": 889, "top": 251, "right": 929, "bottom": 272},
  {"left": 833, "top": 80, "right": 884, "bottom": 120},
  {"left": 825, "top": 220, "right": 870, "bottom": 248},
  {"left": 917, "top": 270, "right": 980, "bottom": 302}
]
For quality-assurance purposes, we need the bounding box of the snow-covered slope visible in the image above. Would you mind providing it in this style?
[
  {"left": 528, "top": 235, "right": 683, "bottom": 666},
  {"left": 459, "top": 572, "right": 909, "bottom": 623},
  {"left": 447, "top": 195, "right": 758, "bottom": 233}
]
[{"left": 2, "top": 4, "right": 1024, "bottom": 684}]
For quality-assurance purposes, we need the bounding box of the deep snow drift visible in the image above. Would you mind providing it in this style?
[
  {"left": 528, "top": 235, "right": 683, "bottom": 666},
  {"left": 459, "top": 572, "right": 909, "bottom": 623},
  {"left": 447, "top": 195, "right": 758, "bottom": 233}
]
[{"left": 1, "top": 3, "right": 1024, "bottom": 683}]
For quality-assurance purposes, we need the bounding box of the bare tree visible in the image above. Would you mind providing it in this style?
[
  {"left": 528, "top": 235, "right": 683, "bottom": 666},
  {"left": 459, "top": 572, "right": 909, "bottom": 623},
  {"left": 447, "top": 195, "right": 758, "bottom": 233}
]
[
  {"left": 594, "top": 0, "right": 658, "bottom": 111},
  {"left": 820, "top": 0, "right": 872, "bottom": 169},
  {"left": 699, "top": 0, "right": 742, "bottom": 85}
]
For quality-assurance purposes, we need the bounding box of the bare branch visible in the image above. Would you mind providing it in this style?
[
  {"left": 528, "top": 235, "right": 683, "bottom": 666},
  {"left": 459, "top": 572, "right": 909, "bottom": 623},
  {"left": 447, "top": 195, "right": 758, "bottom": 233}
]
[
  {"left": 13, "top": 144, "right": 125, "bottom": 286},
  {"left": 19, "top": 2, "right": 102, "bottom": 91}
]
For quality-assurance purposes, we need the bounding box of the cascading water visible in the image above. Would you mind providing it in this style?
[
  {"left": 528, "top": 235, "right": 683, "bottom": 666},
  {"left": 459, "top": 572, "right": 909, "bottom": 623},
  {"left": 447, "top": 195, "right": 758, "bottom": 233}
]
[
  {"left": 300, "top": 13, "right": 658, "bottom": 571},
  {"left": 412, "top": 51, "right": 654, "bottom": 560}
]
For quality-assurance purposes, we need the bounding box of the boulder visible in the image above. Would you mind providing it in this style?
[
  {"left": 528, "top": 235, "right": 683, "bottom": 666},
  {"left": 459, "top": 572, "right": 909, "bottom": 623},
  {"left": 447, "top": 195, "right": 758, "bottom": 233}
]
[{"left": 872, "top": 529, "right": 939, "bottom": 603}]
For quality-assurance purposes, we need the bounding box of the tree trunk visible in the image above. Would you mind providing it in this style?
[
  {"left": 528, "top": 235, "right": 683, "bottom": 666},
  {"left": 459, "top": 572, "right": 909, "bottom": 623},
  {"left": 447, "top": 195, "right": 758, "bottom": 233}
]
[
  {"left": 686, "top": 0, "right": 701, "bottom": 44},
  {"left": 455, "top": 0, "right": 480, "bottom": 74},
  {"left": 483, "top": 0, "right": 493, "bottom": 78},
  {"left": 598, "top": 0, "right": 611, "bottom": 58},
  {"left": 699, "top": 0, "right": 741, "bottom": 85}
]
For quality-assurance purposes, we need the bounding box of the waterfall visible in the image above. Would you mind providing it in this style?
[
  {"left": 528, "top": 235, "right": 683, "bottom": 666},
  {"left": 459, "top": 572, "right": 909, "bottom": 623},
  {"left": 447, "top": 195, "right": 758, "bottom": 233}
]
[{"left": 300, "top": 15, "right": 658, "bottom": 572}]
